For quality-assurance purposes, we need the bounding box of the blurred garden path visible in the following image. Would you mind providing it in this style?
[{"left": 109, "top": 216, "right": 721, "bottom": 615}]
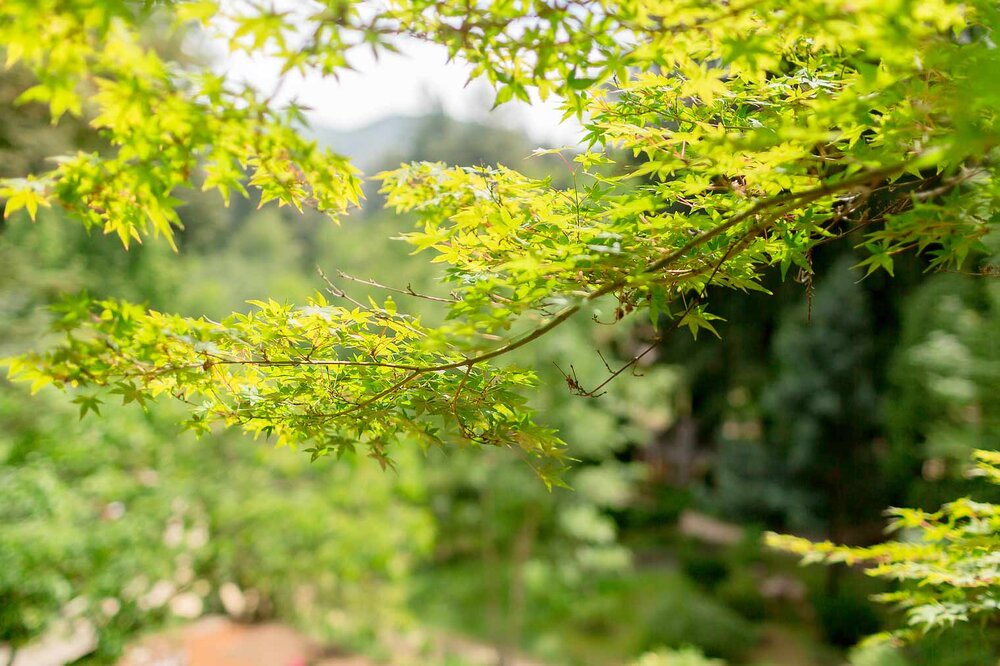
[
  {"left": 2, "top": 613, "right": 834, "bottom": 666},
  {"left": 117, "top": 616, "right": 547, "bottom": 666},
  {"left": 118, "top": 617, "right": 361, "bottom": 666}
]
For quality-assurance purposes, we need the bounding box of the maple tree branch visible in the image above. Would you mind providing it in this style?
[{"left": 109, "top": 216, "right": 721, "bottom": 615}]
[
  {"left": 308, "top": 162, "right": 915, "bottom": 416},
  {"left": 88, "top": 161, "right": 915, "bottom": 426}
]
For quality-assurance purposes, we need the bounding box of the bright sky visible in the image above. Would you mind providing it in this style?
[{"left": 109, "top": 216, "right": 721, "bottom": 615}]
[{"left": 217, "top": 36, "right": 583, "bottom": 147}]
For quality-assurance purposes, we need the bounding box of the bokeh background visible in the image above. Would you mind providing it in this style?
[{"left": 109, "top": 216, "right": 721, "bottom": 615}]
[{"left": 1, "top": 17, "right": 999, "bottom": 666}]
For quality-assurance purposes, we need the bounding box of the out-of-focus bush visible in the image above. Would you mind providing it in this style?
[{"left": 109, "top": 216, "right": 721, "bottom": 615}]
[
  {"left": 624, "top": 485, "right": 693, "bottom": 530},
  {"left": 641, "top": 576, "right": 757, "bottom": 660},
  {"left": 908, "top": 626, "right": 1000, "bottom": 666},
  {"left": 631, "top": 646, "right": 725, "bottom": 666},
  {"left": 715, "top": 570, "right": 766, "bottom": 621},
  {"left": 678, "top": 546, "right": 728, "bottom": 591},
  {"left": 0, "top": 386, "right": 434, "bottom": 661},
  {"left": 885, "top": 271, "right": 1000, "bottom": 508},
  {"left": 846, "top": 631, "right": 1000, "bottom": 666},
  {"left": 847, "top": 643, "right": 912, "bottom": 666}
]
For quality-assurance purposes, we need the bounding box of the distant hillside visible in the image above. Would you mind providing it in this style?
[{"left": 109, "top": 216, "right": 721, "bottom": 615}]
[
  {"left": 309, "top": 113, "right": 558, "bottom": 175},
  {"left": 309, "top": 115, "right": 426, "bottom": 171}
]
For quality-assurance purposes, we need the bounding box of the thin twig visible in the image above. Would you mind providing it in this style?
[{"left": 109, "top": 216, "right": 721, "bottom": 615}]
[{"left": 332, "top": 269, "right": 459, "bottom": 303}]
